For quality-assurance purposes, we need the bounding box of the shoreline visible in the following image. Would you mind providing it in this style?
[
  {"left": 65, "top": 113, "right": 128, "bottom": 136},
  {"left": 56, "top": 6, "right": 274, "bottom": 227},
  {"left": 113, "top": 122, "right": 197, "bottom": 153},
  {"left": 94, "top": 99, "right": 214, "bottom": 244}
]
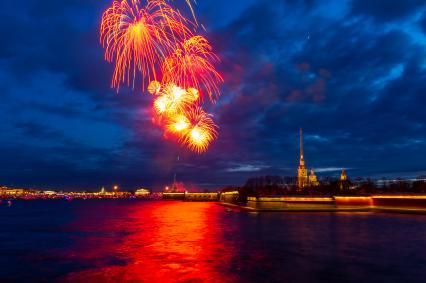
[
  {"left": 219, "top": 202, "right": 426, "bottom": 214},
  {"left": 2, "top": 194, "right": 426, "bottom": 214},
  {"left": 220, "top": 195, "right": 426, "bottom": 214}
]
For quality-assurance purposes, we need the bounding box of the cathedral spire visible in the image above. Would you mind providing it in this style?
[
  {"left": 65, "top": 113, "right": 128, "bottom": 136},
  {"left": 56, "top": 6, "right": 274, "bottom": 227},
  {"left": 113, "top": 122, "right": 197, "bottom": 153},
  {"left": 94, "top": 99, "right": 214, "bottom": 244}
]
[
  {"left": 297, "top": 128, "right": 308, "bottom": 188},
  {"left": 300, "top": 128, "right": 303, "bottom": 159}
]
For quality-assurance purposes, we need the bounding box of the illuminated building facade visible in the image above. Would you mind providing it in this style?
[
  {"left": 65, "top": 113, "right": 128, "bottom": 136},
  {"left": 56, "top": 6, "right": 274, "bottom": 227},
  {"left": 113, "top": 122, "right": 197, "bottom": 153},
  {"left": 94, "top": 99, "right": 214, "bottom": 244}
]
[
  {"left": 309, "top": 169, "right": 319, "bottom": 186},
  {"left": 340, "top": 169, "right": 348, "bottom": 181},
  {"left": 135, "top": 188, "right": 150, "bottom": 196},
  {"left": 339, "top": 169, "right": 349, "bottom": 190},
  {"left": 297, "top": 128, "right": 308, "bottom": 188}
]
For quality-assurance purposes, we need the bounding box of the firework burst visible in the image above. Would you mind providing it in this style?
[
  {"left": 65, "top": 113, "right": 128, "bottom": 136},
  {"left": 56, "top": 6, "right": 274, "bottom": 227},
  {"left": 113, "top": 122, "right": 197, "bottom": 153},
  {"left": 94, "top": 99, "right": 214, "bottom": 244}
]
[
  {"left": 162, "top": 36, "right": 223, "bottom": 102},
  {"left": 179, "top": 106, "right": 218, "bottom": 154},
  {"left": 100, "top": 0, "right": 192, "bottom": 90},
  {"left": 147, "top": 80, "right": 161, "bottom": 95},
  {"left": 153, "top": 83, "right": 198, "bottom": 116},
  {"left": 100, "top": 1, "right": 222, "bottom": 153},
  {"left": 165, "top": 113, "right": 190, "bottom": 136}
]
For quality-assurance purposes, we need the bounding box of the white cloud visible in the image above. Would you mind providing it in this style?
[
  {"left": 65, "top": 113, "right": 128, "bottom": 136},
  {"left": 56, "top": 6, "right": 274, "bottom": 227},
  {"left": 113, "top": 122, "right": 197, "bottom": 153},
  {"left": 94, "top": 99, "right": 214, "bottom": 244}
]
[
  {"left": 226, "top": 163, "right": 269, "bottom": 172},
  {"left": 305, "top": 134, "right": 329, "bottom": 142},
  {"left": 314, "top": 167, "right": 349, "bottom": 173}
]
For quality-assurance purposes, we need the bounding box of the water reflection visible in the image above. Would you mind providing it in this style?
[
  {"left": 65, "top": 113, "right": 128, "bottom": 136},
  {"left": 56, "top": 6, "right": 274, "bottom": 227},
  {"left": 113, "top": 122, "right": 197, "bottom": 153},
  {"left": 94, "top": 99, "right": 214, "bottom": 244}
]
[
  {"left": 2, "top": 200, "right": 426, "bottom": 282},
  {"left": 62, "top": 201, "right": 237, "bottom": 282}
]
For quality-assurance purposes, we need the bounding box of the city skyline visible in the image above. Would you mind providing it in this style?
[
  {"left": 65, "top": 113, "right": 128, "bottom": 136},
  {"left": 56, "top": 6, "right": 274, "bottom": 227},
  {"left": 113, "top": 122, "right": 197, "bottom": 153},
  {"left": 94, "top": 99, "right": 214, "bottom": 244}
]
[{"left": 1, "top": 0, "right": 426, "bottom": 190}]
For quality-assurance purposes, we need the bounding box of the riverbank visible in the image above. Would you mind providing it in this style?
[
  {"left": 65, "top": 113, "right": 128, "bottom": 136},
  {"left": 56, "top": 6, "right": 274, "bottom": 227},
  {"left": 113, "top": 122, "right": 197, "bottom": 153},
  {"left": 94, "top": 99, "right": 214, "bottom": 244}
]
[{"left": 221, "top": 195, "right": 426, "bottom": 214}]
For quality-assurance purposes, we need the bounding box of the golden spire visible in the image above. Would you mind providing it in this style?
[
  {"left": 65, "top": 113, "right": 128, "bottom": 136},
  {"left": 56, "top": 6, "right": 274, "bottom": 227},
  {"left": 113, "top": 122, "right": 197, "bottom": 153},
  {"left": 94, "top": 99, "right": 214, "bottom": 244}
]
[
  {"left": 297, "top": 128, "right": 308, "bottom": 189},
  {"left": 299, "top": 128, "right": 304, "bottom": 165},
  {"left": 340, "top": 169, "right": 347, "bottom": 181}
]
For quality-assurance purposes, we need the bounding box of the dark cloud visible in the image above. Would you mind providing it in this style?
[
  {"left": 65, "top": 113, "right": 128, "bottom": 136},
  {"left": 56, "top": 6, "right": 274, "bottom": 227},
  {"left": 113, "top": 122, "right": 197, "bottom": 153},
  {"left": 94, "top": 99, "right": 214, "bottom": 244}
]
[
  {"left": 351, "top": 0, "right": 425, "bottom": 22},
  {"left": 0, "top": 0, "right": 425, "bottom": 190},
  {"left": 421, "top": 12, "right": 426, "bottom": 33}
]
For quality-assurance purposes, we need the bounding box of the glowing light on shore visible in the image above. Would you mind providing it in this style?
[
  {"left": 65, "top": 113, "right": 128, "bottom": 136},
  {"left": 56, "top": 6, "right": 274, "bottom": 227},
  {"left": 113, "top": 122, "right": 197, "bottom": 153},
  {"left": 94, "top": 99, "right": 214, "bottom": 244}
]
[{"left": 372, "top": 195, "right": 426, "bottom": 199}]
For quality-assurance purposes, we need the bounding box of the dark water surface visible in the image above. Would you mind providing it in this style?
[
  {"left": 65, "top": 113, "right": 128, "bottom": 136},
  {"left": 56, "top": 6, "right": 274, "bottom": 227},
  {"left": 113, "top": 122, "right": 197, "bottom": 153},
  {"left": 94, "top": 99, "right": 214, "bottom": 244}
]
[{"left": 0, "top": 200, "right": 425, "bottom": 283}]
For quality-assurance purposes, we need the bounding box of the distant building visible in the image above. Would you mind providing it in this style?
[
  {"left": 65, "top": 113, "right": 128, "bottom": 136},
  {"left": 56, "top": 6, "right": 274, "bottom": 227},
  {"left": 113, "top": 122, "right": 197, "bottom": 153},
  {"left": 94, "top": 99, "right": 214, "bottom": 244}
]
[
  {"left": 0, "top": 187, "right": 25, "bottom": 195},
  {"left": 135, "top": 188, "right": 150, "bottom": 196},
  {"left": 340, "top": 169, "right": 348, "bottom": 181},
  {"left": 297, "top": 128, "right": 308, "bottom": 188},
  {"left": 339, "top": 169, "right": 349, "bottom": 190},
  {"left": 244, "top": 176, "right": 285, "bottom": 188},
  {"left": 309, "top": 169, "right": 319, "bottom": 186}
]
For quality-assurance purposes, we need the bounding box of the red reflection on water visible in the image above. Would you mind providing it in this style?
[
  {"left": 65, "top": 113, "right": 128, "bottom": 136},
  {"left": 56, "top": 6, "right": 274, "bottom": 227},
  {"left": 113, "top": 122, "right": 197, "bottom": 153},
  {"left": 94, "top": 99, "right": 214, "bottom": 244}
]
[{"left": 61, "top": 201, "right": 237, "bottom": 283}]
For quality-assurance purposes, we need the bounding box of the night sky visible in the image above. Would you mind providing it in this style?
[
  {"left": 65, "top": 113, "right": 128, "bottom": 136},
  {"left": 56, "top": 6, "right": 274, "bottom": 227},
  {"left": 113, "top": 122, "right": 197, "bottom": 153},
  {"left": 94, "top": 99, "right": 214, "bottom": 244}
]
[{"left": 1, "top": 0, "right": 426, "bottom": 191}]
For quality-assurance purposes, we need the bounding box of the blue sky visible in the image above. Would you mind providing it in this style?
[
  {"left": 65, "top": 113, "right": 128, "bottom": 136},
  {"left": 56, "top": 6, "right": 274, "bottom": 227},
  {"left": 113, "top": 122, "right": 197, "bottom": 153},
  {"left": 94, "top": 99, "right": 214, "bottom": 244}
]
[{"left": 1, "top": 0, "right": 426, "bottom": 190}]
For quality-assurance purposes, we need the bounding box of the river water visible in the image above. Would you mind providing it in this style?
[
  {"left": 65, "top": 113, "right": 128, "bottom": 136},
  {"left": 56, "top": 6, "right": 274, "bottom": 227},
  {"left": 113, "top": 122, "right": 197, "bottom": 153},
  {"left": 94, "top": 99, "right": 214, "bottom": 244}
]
[{"left": 0, "top": 200, "right": 425, "bottom": 282}]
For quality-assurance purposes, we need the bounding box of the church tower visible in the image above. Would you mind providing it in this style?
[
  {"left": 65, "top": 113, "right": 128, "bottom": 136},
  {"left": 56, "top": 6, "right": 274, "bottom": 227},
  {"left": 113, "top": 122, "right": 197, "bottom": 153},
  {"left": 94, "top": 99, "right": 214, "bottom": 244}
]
[
  {"left": 340, "top": 169, "right": 348, "bottom": 181},
  {"left": 309, "top": 169, "right": 319, "bottom": 186},
  {"left": 339, "top": 169, "right": 348, "bottom": 190},
  {"left": 297, "top": 128, "right": 308, "bottom": 188}
]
